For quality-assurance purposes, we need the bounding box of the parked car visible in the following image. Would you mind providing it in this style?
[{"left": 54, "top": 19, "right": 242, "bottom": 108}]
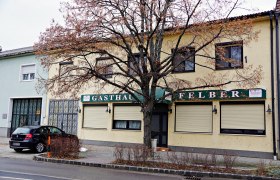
[{"left": 9, "top": 125, "right": 78, "bottom": 153}]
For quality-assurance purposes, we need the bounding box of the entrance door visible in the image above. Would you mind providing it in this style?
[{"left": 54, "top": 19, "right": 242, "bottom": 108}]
[
  {"left": 48, "top": 100, "right": 78, "bottom": 135},
  {"left": 151, "top": 112, "right": 168, "bottom": 147},
  {"left": 11, "top": 98, "right": 42, "bottom": 135}
]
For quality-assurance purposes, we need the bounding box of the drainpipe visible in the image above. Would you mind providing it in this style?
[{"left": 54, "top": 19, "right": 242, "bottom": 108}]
[
  {"left": 275, "top": 12, "right": 280, "bottom": 160},
  {"left": 270, "top": 12, "right": 277, "bottom": 160}
]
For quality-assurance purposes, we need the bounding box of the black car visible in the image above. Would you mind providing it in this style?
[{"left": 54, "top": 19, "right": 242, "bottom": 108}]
[{"left": 9, "top": 125, "right": 78, "bottom": 153}]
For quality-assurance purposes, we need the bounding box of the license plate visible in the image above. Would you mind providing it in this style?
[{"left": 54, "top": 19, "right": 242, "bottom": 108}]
[{"left": 13, "top": 143, "right": 20, "bottom": 146}]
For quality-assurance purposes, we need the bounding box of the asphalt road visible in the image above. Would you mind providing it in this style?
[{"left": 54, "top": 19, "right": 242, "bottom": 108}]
[{"left": 0, "top": 158, "right": 184, "bottom": 180}]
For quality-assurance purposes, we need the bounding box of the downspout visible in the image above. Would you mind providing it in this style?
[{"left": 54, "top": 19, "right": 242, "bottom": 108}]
[
  {"left": 270, "top": 12, "right": 277, "bottom": 160},
  {"left": 275, "top": 11, "right": 280, "bottom": 160}
]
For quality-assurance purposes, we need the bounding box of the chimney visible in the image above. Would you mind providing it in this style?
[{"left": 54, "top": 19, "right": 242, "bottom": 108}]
[{"left": 276, "top": 0, "right": 280, "bottom": 12}]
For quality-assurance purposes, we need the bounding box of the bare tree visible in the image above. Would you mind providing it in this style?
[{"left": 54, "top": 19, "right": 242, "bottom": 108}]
[{"left": 35, "top": 0, "right": 262, "bottom": 147}]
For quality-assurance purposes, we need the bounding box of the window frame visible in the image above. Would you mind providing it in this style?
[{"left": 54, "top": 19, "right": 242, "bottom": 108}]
[
  {"left": 59, "top": 61, "right": 74, "bottom": 78},
  {"left": 128, "top": 53, "right": 147, "bottom": 75},
  {"left": 112, "top": 103, "right": 142, "bottom": 131},
  {"left": 113, "top": 120, "right": 141, "bottom": 130},
  {"left": 172, "top": 47, "right": 196, "bottom": 73},
  {"left": 220, "top": 101, "right": 266, "bottom": 135},
  {"left": 96, "top": 57, "right": 113, "bottom": 78},
  {"left": 20, "top": 63, "right": 36, "bottom": 82},
  {"left": 215, "top": 41, "right": 243, "bottom": 70}
]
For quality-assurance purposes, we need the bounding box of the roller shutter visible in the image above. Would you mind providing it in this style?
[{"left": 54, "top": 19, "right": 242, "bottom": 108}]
[
  {"left": 83, "top": 106, "right": 108, "bottom": 128},
  {"left": 114, "top": 106, "right": 142, "bottom": 120},
  {"left": 176, "top": 105, "right": 212, "bottom": 133},
  {"left": 22, "top": 64, "right": 35, "bottom": 74},
  {"left": 221, "top": 104, "right": 264, "bottom": 130}
]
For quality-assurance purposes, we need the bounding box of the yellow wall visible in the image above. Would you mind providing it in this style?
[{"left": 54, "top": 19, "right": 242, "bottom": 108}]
[
  {"left": 166, "top": 19, "right": 274, "bottom": 153},
  {"left": 46, "top": 17, "right": 276, "bottom": 154}
]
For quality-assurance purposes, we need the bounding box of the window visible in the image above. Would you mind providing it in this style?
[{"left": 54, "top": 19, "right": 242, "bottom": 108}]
[
  {"left": 220, "top": 102, "right": 265, "bottom": 135},
  {"left": 96, "top": 57, "right": 113, "bottom": 78},
  {"left": 83, "top": 105, "right": 108, "bottom": 129},
  {"left": 175, "top": 103, "right": 212, "bottom": 133},
  {"left": 21, "top": 64, "right": 35, "bottom": 81},
  {"left": 49, "top": 127, "right": 63, "bottom": 135},
  {"left": 173, "top": 47, "right": 195, "bottom": 72},
  {"left": 59, "top": 61, "right": 73, "bottom": 77},
  {"left": 113, "top": 105, "right": 142, "bottom": 130},
  {"left": 128, "top": 53, "right": 147, "bottom": 75},
  {"left": 215, "top": 41, "right": 243, "bottom": 70},
  {"left": 113, "top": 120, "right": 141, "bottom": 130},
  {"left": 36, "top": 127, "right": 48, "bottom": 135}
]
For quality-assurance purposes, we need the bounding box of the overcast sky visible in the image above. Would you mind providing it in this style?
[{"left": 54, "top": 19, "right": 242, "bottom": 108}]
[{"left": 0, "top": 0, "right": 277, "bottom": 51}]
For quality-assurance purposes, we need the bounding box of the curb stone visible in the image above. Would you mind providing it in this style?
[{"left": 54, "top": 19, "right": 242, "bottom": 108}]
[{"left": 33, "top": 155, "right": 279, "bottom": 180}]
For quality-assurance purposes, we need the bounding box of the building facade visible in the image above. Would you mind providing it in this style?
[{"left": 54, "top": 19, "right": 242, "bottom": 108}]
[
  {"left": 0, "top": 47, "right": 47, "bottom": 136},
  {"left": 43, "top": 3, "right": 280, "bottom": 159}
]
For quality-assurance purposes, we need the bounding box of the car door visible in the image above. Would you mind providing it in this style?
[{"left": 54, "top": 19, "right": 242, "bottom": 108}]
[{"left": 34, "top": 127, "right": 48, "bottom": 144}]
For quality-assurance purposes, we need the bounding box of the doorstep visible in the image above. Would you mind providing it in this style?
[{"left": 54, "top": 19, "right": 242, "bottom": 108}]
[{"left": 156, "top": 147, "right": 171, "bottom": 152}]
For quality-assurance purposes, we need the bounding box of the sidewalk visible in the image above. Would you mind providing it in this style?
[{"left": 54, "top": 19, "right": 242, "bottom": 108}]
[
  {"left": 2, "top": 136, "right": 280, "bottom": 179},
  {"left": 2, "top": 136, "right": 280, "bottom": 165},
  {"left": 0, "top": 137, "right": 9, "bottom": 145}
]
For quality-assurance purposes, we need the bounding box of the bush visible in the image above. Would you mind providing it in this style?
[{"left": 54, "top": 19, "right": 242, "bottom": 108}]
[
  {"left": 256, "top": 160, "right": 267, "bottom": 176},
  {"left": 113, "top": 145, "right": 125, "bottom": 162},
  {"left": 222, "top": 152, "right": 237, "bottom": 169},
  {"left": 49, "top": 136, "right": 80, "bottom": 159},
  {"left": 113, "top": 145, "right": 152, "bottom": 163}
]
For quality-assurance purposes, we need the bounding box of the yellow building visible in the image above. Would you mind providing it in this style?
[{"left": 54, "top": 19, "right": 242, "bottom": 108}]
[{"left": 45, "top": 6, "right": 280, "bottom": 160}]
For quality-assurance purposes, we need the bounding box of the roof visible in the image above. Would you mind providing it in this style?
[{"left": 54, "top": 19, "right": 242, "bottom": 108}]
[
  {"left": 235, "top": 11, "right": 273, "bottom": 19},
  {"left": 164, "top": 10, "right": 273, "bottom": 34},
  {"left": 0, "top": 46, "right": 34, "bottom": 58}
]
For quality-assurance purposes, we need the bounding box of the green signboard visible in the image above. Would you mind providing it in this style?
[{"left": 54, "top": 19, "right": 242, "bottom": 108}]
[
  {"left": 82, "top": 93, "right": 134, "bottom": 103},
  {"left": 174, "top": 89, "right": 266, "bottom": 101},
  {"left": 81, "top": 89, "right": 266, "bottom": 103}
]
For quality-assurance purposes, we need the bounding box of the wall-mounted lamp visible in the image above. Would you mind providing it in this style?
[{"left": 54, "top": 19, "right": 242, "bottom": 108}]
[
  {"left": 168, "top": 108, "right": 172, "bottom": 113},
  {"left": 212, "top": 105, "right": 217, "bottom": 114},
  {"left": 266, "top": 104, "right": 272, "bottom": 113},
  {"left": 106, "top": 106, "right": 111, "bottom": 113}
]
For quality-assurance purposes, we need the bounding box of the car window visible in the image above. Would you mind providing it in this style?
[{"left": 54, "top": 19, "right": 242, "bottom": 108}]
[
  {"left": 36, "top": 127, "right": 48, "bottom": 135},
  {"left": 49, "top": 127, "right": 62, "bottom": 135},
  {"left": 13, "top": 128, "right": 31, "bottom": 134}
]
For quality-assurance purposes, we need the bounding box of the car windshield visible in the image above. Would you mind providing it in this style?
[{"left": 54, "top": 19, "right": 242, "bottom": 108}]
[{"left": 13, "top": 128, "right": 31, "bottom": 134}]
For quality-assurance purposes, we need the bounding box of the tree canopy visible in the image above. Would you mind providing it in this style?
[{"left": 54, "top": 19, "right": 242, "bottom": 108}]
[{"left": 35, "top": 0, "right": 262, "bottom": 146}]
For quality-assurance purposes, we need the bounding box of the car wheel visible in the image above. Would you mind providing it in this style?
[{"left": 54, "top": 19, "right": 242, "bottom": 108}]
[
  {"left": 35, "top": 142, "right": 45, "bottom": 153},
  {"left": 14, "top": 148, "right": 23, "bottom": 152}
]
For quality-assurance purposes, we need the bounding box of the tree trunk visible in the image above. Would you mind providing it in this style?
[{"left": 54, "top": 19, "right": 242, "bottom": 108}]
[{"left": 143, "top": 102, "right": 154, "bottom": 148}]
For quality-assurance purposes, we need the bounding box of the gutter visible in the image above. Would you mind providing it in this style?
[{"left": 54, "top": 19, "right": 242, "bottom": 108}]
[
  {"left": 275, "top": 11, "right": 280, "bottom": 160},
  {"left": 270, "top": 12, "right": 277, "bottom": 160}
]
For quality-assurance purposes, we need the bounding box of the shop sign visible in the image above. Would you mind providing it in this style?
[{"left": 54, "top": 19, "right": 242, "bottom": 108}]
[
  {"left": 81, "top": 89, "right": 266, "bottom": 103},
  {"left": 175, "top": 89, "right": 266, "bottom": 101},
  {"left": 82, "top": 93, "right": 134, "bottom": 102}
]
